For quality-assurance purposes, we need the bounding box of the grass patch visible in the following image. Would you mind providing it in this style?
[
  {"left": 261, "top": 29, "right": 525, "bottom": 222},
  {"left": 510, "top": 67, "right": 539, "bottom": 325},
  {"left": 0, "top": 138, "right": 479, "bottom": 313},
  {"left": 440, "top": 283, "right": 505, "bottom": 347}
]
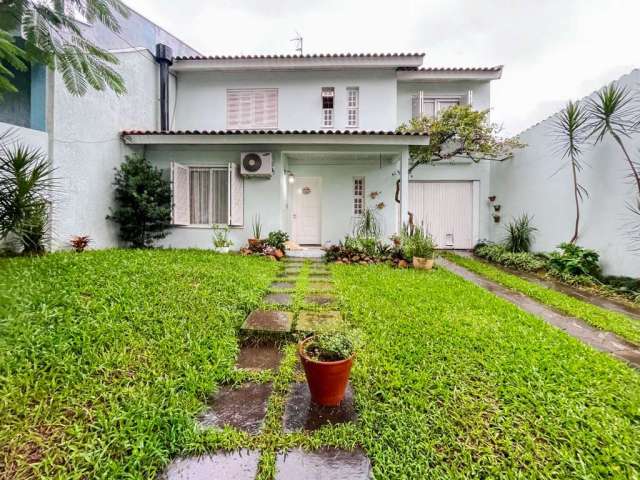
[
  {"left": 444, "top": 252, "right": 640, "bottom": 346},
  {"left": 2, "top": 252, "right": 640, "bottom": 478}
]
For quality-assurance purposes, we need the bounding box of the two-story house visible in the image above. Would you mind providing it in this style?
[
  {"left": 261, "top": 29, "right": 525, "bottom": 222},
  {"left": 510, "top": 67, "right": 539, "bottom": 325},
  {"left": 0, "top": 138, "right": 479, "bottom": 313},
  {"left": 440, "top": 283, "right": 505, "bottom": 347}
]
[{"left": 122, "top": 48, "right": 502, "bottom": 251}]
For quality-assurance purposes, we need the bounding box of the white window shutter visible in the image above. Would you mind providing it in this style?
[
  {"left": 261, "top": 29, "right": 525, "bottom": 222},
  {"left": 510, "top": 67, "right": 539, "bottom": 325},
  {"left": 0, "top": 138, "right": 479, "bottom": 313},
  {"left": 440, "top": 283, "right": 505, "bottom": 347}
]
[
  {"left": 228, "top": 162, "right": 244, "bottom": 226},
  {"left": 411, "top": 95, "right": 419, "bottom": 119},
  {"left": 171, "top": 161, "right": 190, "bottom": 225}
]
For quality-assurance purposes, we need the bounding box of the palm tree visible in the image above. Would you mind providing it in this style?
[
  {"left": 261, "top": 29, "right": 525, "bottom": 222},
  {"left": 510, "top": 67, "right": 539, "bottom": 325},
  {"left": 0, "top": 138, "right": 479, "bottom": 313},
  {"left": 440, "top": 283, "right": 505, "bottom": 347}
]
[
  {"left": 551, "top": 101, "right": 589, "bottom": 243},
  {"left": 586, "top": 83, "right": 640, "bottom": 196}
]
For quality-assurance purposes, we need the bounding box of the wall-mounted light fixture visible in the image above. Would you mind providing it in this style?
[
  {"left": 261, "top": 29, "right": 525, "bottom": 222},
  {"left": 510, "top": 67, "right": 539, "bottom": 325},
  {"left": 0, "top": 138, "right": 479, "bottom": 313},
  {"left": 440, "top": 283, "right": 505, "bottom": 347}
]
[{"left": 288, "top": 172, "right": 295, "bottom": 184}]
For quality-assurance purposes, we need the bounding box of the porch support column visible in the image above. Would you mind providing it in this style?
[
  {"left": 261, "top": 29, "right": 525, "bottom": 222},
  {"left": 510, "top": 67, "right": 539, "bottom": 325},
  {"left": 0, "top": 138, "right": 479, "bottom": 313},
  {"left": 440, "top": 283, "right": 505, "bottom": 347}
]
[{"left": 400, "top": 147, "right": 410, "bottom": 229}]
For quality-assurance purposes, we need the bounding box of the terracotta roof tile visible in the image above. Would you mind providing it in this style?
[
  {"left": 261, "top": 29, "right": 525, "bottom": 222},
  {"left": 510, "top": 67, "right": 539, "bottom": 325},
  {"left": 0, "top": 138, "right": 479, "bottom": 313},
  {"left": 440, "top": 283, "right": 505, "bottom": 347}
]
[
  {"left": 121, "top": 129, "right": 426, "bottom": 136},
  {"left": 175, "top": 53, "right": 425, "bottom": 61}
]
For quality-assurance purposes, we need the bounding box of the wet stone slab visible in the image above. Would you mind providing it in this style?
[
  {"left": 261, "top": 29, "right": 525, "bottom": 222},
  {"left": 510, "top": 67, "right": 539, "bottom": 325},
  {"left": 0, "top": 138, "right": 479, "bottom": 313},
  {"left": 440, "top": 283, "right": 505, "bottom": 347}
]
[
  {"left": 307, "top": 282, "right": 335, "bottom": 293},
  {"left": 264, "top": 292, "right": 294, "bottom": 306},
  {"left": 275, "top": 448, "right": 371, "bottom": 479},
  {"left": 283, "top": 382, "right": 357, "bottom": 432},
  {"left": 198, "top": 383, "right": 272, "bottom": 434},
  {"left": 309, "top": 271, "right": 331, "bottom": 278},
  {"left": 242, "top": 310, "right": 293, "bottom": 333},
  {"left": 162, "top": 450, "right": 260, "bottom": 480},
  {"left": 304, "top": 294, "right": 337, "bottom": 306},
  {"left": 236, "top": 341, "right": 283, "bottom": 370},
  {"left": 270, "top": 281, "right": 296, "bottom": 290},
  {"left": 296, "top": 311, "right": 343, "bottom": 332}
]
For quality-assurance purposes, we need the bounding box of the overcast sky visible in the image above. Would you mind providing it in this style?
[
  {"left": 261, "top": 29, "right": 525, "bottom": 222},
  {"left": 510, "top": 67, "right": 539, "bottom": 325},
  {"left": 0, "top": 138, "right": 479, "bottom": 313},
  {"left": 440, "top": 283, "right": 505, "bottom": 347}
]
[{"left": 127, "top": 0, "right": 639, "bottom": 136}]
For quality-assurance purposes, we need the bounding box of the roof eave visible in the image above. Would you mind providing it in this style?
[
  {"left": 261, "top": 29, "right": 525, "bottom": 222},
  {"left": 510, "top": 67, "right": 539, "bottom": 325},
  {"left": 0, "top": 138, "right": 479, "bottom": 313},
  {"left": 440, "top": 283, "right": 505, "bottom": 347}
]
[
  {"left": 397, "top": 68, "right": 503, "bottom": 82},
  {"left": 121, "top": 131, "right": 429, "bottom": 146}
]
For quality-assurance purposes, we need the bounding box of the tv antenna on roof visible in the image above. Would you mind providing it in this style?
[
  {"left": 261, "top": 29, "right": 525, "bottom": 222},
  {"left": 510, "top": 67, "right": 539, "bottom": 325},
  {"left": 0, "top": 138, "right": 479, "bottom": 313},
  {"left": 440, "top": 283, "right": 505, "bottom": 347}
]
[{"left": 290, "top": 31, "right": 303, "bottom": 55}]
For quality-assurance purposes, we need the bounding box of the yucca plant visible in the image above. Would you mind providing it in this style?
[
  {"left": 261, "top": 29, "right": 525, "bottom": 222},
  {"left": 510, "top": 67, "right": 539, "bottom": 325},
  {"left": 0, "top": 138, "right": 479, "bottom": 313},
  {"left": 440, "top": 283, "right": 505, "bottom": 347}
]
[
  {"left": 504, "top": 214, "right": 537, "bottom": 253},
  {"left": 0, "top": 140, "right": 55, "bottom": 254},
  {"left": 586, "top": 83, "right": 640, "bottom": 198},
  {"left": 551, "top": 101, "right": 589, "bottom": 244},
  {"left": 353, "top": 207, "right": 381, "bottom": 238}
]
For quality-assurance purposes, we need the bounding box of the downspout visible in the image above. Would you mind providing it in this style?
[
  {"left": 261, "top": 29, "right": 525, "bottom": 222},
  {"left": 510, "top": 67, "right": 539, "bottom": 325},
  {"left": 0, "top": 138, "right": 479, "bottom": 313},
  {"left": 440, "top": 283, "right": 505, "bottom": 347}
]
[{"left": 155, "top": 44, "right": 173, "bottom": 131}]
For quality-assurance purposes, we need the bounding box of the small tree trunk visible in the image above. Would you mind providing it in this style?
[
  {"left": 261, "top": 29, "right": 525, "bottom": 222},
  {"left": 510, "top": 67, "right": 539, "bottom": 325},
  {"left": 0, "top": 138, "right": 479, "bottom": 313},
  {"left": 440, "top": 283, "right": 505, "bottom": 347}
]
[
  {"left": 610, "top": 129, "right": 640, "bottom": 196},
  {"left": 569, "top": 158, "right": 580, "bottom": 244}
]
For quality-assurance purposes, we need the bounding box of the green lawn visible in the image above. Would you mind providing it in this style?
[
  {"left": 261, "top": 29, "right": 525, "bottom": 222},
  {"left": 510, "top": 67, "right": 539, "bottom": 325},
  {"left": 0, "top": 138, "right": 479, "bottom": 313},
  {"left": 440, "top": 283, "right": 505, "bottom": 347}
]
[
  {"left": 1, "top": 251, "right": 639, "bottom": 479},
  {"left": 444, "top": 252, "right": 640, "bottom": 346}
]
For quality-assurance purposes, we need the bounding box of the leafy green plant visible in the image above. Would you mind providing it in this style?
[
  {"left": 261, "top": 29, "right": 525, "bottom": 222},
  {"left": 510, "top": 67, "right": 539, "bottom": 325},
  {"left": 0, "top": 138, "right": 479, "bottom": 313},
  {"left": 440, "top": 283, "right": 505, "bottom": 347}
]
[
  {"left": 353, "top": 207, "right": 381, "bottom": 238},
  {"left": 504, "top": 214, "right": 537, "bottom": 253},
  {"left": 251, "top": 214, "right": 262, "bottom": 240},
  {"left": 474, "top": 243, "right": 547, "bottom": 272},
  {"left": 402, "top": 225, "right": 435, "bottom": 261},
  {"left": 0, "top": 141, "right": 55, "bottom": 254},
  {"left": 265, "top": 230, "right": 289, "bottom": 251},
  {"left": 303, "top": 331, "right": 357, "bottom": 362},
  {"left": 547, "top": 242, "right": 601, "bottom": 278},
  {"left": 212, "top": 225, "right": 233, "bottom": 248},
  {"left": 106, "top": 155, "right": 171, "bottom": 248}
]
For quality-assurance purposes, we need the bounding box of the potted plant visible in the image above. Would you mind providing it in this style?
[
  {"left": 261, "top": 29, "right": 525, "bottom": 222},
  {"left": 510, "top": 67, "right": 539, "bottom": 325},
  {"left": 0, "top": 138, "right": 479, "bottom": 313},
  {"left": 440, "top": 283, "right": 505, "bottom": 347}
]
[
  {"left": 212, "top": 225, "right": 233, "bottom": 253},
  {"left": 299, "top": 331, "right": 357, "bottom": 406},
  {"left": 248, "top": 214, "right": 263, "bottom": 250},
  {"left": 402, "top": 225, "right": 436, "bottom": 270}
]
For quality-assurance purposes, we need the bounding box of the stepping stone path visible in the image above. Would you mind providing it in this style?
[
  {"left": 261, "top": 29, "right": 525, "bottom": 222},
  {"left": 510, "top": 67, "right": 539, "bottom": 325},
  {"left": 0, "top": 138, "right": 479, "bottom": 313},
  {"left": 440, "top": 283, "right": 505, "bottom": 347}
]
[
  {"left": 242, "top": 310, "right": 293, "bottom": 333},
  {"left": 162, "top": 450, "right": 260, "bottom": 480},
  {"left": 296, "top": 310, "right": 343, "bottom": 332},
  {"left": 275, "top": 448, "right": 371, "bottom": 479},
  {"left": 283, "top": 382, "right": 357, "bottom": 432},
  {"left": 236, "top": 341, "right": 283, "bottom": 371},
  {"left": 198, "top": 383, "right": 272, "bottom": 434},
  {"left": 164, "top": 256, "right": 370, "bottom": 479}
]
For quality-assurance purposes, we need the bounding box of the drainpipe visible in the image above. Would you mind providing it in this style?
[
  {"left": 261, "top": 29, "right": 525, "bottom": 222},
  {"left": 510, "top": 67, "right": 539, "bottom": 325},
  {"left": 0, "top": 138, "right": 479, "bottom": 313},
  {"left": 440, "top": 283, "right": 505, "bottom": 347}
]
[{"left": 155, "top": 44, "right": 173, "bottom": 131}]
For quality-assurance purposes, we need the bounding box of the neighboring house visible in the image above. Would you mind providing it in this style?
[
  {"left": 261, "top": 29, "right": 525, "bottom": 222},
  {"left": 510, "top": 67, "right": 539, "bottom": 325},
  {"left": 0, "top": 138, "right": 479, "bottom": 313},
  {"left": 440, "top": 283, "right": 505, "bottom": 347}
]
[{"left": 122, "top": 51, "right": 502, "bottom": 251}]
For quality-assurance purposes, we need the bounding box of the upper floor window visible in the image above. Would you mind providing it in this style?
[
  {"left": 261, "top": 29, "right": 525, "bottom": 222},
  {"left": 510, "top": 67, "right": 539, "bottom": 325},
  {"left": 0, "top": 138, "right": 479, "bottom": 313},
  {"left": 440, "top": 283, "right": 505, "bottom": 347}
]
[
  {"left": 321, "top": 87, "right": 335, "bottom": 128},
  {"left": 227, "top": 88, "right": 278, "bottom": 129},
  {"left": 412, "top": 94, "right": 461, "bottom": 119},
  {"left": 346, "top": 87, "right": 359, "bottom": 128}
]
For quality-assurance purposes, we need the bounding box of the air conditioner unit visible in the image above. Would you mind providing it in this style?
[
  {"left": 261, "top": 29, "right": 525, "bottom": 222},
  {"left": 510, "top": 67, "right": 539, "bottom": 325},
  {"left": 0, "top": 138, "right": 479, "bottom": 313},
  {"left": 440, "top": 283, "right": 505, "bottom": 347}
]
[{"left": 240, "top": 152, "right": 273, "bottom": 177}]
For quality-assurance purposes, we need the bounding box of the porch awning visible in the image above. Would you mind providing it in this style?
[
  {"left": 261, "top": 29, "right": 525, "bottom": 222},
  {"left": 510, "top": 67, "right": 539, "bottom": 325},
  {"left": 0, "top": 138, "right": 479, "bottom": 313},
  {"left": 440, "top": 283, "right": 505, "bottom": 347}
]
[{"left": 121, "top": 129, "right": 429, "bottom": 146}]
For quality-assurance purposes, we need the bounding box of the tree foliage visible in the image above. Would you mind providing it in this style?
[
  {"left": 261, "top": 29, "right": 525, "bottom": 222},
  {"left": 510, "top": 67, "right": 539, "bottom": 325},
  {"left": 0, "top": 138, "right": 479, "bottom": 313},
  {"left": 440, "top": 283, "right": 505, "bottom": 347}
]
[
  {"left": 0, "top": 0, "right": 129, "bottom": 98},
  {"left": 397, "top": 105, "right": 524, "bottom": 173},
  {"left": 107, "top": 155, "right": 172, "bottom": 248}
]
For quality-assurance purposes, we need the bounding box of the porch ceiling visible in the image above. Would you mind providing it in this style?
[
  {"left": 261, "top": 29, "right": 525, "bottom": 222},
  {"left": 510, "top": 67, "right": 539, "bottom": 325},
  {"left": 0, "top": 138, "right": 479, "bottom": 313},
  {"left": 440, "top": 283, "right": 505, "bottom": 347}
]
[
  {"left": 121, "top": 129, "right": 429, "bottom": 146},
  {"left": 286, "top": 152, "right": 397, "bottom": 165}
]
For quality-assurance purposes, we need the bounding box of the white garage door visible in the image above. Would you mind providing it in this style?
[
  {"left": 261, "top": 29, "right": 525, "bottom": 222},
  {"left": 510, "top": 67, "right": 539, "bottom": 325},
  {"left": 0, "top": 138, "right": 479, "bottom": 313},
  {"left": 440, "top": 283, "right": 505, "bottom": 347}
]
[{"left": 409, "top": 181, "right": 474, "bottom": 249}]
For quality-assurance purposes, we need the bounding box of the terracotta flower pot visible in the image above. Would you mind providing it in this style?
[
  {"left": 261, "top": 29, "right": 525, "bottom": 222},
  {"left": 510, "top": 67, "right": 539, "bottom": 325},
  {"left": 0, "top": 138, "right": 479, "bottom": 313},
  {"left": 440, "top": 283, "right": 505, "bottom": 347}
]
[
  {"left": 413, "top": 256, "right": 434, "bottom": 270},
  {"left": 299, "top": 337, "right": 354, "bottom": 406}
]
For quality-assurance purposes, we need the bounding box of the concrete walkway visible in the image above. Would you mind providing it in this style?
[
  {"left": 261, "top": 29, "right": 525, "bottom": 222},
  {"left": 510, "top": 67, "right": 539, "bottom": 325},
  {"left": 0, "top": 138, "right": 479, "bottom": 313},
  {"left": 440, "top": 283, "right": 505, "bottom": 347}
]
[{"left": 439, "top": 258, "right": 640, "bottom": 369}]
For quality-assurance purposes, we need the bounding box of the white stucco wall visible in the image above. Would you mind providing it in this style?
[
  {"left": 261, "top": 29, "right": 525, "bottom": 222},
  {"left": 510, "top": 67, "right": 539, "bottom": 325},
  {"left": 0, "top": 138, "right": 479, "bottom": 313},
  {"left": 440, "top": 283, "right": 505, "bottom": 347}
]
[
  {"left": 490, "top": 69, "right": 640, "bottom": 277},
  {"left": 397, "top": 80, "right": 491, "bottom": 125},
  {"left": 49, "top": 49, "right": 161, "bottom": 250},
  {"left": 173, "top": 69, "right": 398, "bottom": 131},
  {"left": 0, "top": 122, "right": 49, "bottom": 151}
]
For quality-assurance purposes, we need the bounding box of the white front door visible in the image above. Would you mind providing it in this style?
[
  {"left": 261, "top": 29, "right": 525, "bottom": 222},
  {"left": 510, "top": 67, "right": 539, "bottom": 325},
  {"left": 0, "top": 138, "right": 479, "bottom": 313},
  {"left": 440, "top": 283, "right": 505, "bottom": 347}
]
[
  {"left": 409, "top": 181, "right": 474, "bottom": 249},
  {"left": 292, "top": 177, "right": 322, "bottom": 245}
]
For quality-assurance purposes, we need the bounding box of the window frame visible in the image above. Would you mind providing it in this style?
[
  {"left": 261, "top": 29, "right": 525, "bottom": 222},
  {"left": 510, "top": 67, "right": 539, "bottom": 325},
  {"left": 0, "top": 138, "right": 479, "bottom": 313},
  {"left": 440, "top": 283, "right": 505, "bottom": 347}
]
[
  {"left": 321, "top": 87, "right": 335, "bottom": 128},
  {"left": 188, "top": 166, "right": 229, "bottom": 226},
  {"left": 346, "top": 87, "right": 359, "bottom": 128},
  {"left": 414, "top": 93, "right": 463, "bottom": 119},
  {"left": 353, "top": 176, "right": 365, "bottom": 216}
]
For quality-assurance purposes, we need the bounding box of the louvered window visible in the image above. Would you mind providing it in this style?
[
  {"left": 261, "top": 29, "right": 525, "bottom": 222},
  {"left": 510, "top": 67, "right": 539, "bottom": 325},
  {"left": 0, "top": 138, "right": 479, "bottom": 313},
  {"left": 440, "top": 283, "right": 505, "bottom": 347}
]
[{"left": 227, "top": 88, "right": 278, "bottom": 129}]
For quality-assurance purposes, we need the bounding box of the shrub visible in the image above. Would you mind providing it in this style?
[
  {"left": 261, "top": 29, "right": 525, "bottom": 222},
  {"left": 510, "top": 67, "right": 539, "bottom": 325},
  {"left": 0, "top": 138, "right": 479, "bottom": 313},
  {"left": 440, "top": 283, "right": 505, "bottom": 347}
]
[
  {"left": 0, "top": 142, "right": 55, "bottom": 254},
  {"left": 547, "top": 243, "right": 601, "bottom": 278},
  {"left": 475, "top": 243, "right": 546, "bottom": 272},
  {"left": 265, "top": 230, "right": 289, "bottom": 251},
  {"left": 402, "top": 225, "right": 435, "bottom": 261},
  {"left": 324, "top": 235, "right": 396, "bottom": 264},
  {"left": 504, "top": 214, "right": 537, "bottom": 253},
  {"left": 106, "top": 155, "right": 172, "bottom": 248},
  {"left": 70, "top": 235, "right": 91, "bottom": 253},
  {"left": 353, "top": 207, "right": 381, "bottom": 238}
]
